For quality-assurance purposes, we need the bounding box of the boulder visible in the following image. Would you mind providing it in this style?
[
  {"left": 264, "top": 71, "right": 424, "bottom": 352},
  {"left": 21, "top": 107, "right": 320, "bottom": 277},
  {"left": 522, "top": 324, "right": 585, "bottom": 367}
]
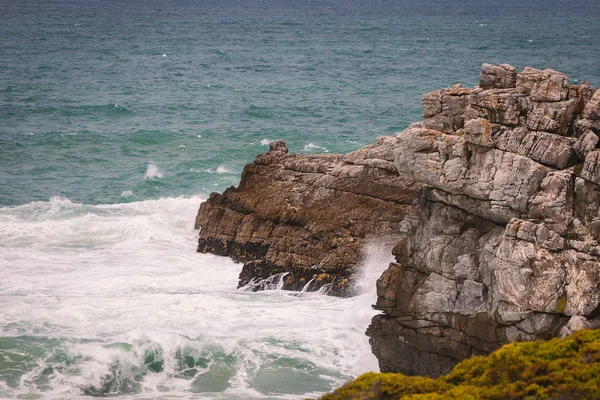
[
  {"left": 479, "top": 63, "right": 517, "bottom": 90},
  {"left": 422, "top": 84, "right": 471, "bottom": 134},
  {"left": 583, "top": 89, "right": 600, "bottom": 120},
  {"left": 573, "top": 129, "right": 599, "bottom": 159}
]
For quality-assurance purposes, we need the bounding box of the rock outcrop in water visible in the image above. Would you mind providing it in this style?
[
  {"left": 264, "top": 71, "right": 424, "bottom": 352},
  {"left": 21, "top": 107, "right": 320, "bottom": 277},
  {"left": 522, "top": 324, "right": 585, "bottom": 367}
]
[
  {"left": 195, "top": 138, "right": 417, "bottom": 296},
  {"left": 196, "top": 63, "right": 600, "bottom": 376}
]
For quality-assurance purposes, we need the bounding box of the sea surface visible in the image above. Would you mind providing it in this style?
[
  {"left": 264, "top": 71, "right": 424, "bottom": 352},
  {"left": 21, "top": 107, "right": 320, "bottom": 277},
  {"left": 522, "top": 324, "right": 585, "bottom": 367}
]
[{"left": 1, "top": 0, "right": 600, "bottom": 398}]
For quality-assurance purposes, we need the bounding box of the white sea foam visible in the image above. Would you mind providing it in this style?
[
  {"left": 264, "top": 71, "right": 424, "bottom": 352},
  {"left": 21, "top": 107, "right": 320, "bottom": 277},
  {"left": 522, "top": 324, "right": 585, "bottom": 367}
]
[
  {"left": 144, "top": 162, "right": 163, "bottom": 180},
  {"left": 260, "top": 138, "right": 271, "bottom": 146},
  {"left": 0, "top": 195, "right": 383, "bottom": 399},
  {"left": 216, "top": 165, "right": 230, "bottom": 174},
  {"left": 204, "top": 165, "right": 232, "bottom": 174},
  {"left": 304, "top": 143, "right": 329, "bottom": 152}
]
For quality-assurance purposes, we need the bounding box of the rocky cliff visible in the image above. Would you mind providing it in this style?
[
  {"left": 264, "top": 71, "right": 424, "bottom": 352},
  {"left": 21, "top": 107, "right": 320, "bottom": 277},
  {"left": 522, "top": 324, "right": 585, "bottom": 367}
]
[
  {"left": 369, "top": 64, "right": 600, "bottom": 377},
  {"left": 195, "top": 63, "right": 600, "bottom": 376}
]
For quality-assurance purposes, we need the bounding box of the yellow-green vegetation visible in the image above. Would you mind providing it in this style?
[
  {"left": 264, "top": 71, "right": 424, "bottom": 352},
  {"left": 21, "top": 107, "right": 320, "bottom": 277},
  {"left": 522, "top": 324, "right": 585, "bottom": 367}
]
[
  {"left": 320, "top": 328, "right": 600, "bottom": 400},
  {"left": 555, "top": 296, "right": 567, "bottom": 314}
]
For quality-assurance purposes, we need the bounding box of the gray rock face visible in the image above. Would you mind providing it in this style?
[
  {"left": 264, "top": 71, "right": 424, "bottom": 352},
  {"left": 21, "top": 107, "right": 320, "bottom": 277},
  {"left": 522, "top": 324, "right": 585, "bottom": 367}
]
[{"left": 368, "top": 63, "right": 600, "bottom": 377}]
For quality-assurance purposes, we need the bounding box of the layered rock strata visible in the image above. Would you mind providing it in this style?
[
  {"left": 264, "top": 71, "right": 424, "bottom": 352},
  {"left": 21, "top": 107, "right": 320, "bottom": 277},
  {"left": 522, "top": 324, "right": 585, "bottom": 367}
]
[
  {"left": 195, "top": 137, "right": 417, "bottom": 296},
  {"left": 368, "top": 64, "right": 600, "bottom": 377},
  {"left": 196, "top": 63, "right": 600, "bottom": 376}
]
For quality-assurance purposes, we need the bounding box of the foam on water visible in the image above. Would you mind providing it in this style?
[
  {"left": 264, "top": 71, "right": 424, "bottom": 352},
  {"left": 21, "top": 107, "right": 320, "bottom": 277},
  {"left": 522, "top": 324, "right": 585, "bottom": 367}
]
[
  {"left": 0, "top": 196, "right": 384, "bottom": 399},
  {"left": 203, "top": 165, "right": 232, "bottom": 175},
  {"left": 143, "top": 163, "right": 164, "bottom": 181},
  {"left": 303, "top": 143, "right": 329, "bottom": 153}
]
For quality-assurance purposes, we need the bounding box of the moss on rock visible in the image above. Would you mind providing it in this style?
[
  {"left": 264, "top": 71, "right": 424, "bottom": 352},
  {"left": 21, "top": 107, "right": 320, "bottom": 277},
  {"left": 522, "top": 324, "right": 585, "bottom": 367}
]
[{"left": 320, "top": 328, "right": 600, "bottom": 400}]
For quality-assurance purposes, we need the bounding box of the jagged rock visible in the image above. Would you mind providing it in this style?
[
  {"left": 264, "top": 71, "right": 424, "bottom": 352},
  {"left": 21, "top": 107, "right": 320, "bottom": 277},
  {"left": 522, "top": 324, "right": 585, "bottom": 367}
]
[
  {"left": 464, "top": 117, "right": 493, "bottom": 146},
  {"left": 195, "top": 63, "right": 600, "bottom": 378},
  {"left": 395, "top": 127, "right": 549, "bottom": 218},
  {"left": 422, "top": 84, "right": 471, "bottom": 134},
  {"left": 573, "top": 129, "right": 599, "bottom": 159},
  {"left": 580, "top": 151, "right": 600, "bottom": 185},
  {"left": 516, "top": 67, "right": 570, "bottom": 101},
  {"left": 574, "top": 117, "right": 600, "bottom": 138},
  {"left": 583, "top": 89, "right": 600, "bottom": 120},
  {"left": 467, "top": 88, "right": 526, "bottom": 126},
  {"left": 464, "top": 121, "right": 577, "bottom": 168},
  {"left": 528, "top": 170, "right": 574, "bottom": 235},
  {"left": 268, "top": 139, "right": 288, "bottom": 153},
  {"left": 369, "top": 64, "right": 600, "bottom": 377},
  {"left": 195, "top": 136, "right": 417, "bottom": 296},
  {"left": 516, "top": 67, "right": 543, "bottom": 95},
  {"left": 479, "top": 63, "right": 517, "bottom": 90},
  {"left": 530, "top": 69, "right": 570, "bottom": 102},
  {"left": 526, "top": 98, "right": 577, "bottom": 134},
  {"left": 570, "top": 82, "right": 595, "bottom": 114}
]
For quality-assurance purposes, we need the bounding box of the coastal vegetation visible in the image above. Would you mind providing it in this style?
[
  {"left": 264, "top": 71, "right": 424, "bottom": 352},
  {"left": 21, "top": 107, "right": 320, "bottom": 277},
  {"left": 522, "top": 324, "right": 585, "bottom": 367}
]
[{"left": 320, "top": 328, "right": 600, "bottom": 399}]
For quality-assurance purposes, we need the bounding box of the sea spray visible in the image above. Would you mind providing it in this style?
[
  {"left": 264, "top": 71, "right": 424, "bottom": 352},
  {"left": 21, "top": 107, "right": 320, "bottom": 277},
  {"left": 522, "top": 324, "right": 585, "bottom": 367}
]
[
  {"left": 144, "top": 163, "right": 163, "bottom": 180},
  {"left": 0, "top": 196, "right": 387, "bottom": 399}
]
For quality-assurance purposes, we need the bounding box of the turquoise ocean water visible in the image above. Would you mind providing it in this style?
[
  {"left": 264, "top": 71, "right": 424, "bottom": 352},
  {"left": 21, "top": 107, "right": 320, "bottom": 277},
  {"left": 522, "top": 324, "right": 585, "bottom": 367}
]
[{"left": 1, "top": 0, "right": 600, "bottom": 398}]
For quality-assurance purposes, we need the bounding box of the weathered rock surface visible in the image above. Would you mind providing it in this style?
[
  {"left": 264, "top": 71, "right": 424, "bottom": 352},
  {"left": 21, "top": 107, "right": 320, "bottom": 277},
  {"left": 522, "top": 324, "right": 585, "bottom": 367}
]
[
  {"left": 369, "top": 64, "right": 600, "bottom": 377},
  {"left": 196, "top": 63, "right": 600, "bottom": 377},
  {"left": 195, "top": 137, "right": 417, "bottom": 296}
]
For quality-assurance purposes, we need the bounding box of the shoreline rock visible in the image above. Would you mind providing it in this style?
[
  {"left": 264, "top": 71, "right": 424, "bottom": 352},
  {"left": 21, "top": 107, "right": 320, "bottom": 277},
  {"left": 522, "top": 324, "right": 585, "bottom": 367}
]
[
  {"left": 196, "top": 63, "right": 600, "bottom": 376},
  {"left": 195, "top": 138, "right": 417, "bottom": 296}
]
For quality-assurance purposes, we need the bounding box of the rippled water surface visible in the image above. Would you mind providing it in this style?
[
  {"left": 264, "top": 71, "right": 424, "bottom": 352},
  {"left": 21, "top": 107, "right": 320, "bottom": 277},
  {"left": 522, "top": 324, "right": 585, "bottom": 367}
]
[{"left": 1, "top": 0, "right": 600, "bottom": 398}]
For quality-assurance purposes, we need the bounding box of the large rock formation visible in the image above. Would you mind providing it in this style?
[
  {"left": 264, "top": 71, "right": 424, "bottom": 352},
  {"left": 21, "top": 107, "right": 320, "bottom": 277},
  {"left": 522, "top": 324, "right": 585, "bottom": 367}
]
[
  {"left": 196, "top": 63, "right": 600, "bottom": 376},
  {"left": 368, "top": 64, "right": 600, "bottom": 377},
  {"left": 195, "top": 137, "right": 417, "bottom": 296}
]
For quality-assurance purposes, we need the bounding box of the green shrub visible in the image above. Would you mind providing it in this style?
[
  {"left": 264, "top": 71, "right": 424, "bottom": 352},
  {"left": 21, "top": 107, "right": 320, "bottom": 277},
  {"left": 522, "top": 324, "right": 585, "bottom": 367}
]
[{"left": 321, "top": 329, "right": 600, "bottom": 400}]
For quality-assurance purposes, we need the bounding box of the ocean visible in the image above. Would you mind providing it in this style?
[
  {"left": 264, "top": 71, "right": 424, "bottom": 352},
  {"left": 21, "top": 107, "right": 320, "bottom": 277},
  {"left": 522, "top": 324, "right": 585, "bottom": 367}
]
[{"left": 1, "top": 0, "right": 600, "bottom": 398}]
